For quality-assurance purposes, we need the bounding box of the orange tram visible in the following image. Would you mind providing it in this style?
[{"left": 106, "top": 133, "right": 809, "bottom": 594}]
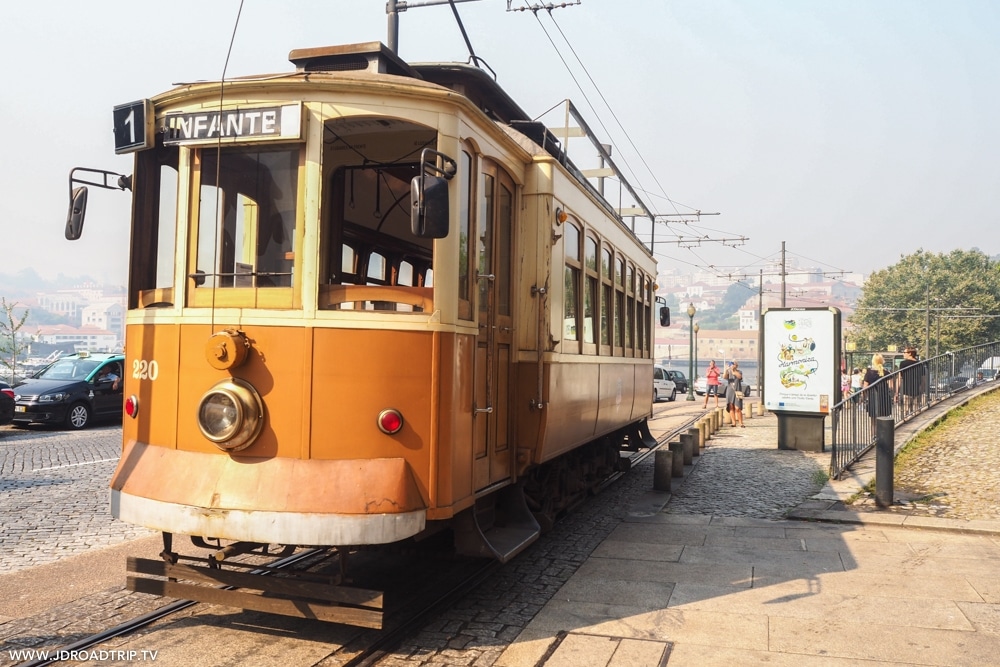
[{"left": 67, "top": 42, "right": 660, "bottom": 627}]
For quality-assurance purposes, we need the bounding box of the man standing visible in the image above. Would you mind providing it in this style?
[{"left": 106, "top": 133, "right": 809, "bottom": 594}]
[{"left": 896, "top": 347, "right": 924, "bottom": 413}]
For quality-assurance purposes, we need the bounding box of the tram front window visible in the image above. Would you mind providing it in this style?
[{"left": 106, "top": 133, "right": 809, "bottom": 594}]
[
  {"left": 320, "top": 119, "right": 437, "bottom": 312},
  {"left": 194, "top": 145, "right": 298, "bottom": 290}
]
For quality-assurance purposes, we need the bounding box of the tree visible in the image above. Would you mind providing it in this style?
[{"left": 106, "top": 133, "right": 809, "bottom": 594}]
[
  {"left": 0, "top": 297, "right": 31, "bottom": 383},
  {"left": 850, "top": 249, "right": 1000, "bottom": 356}
]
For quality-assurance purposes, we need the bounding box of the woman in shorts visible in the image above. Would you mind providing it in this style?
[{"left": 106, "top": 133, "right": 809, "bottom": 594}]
[{"left": 704, "top": 360, "right": 721, "bottom": 408}]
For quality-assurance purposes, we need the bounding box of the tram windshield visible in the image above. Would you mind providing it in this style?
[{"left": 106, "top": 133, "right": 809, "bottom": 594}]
[{"left": 194, "top": 145, "right": 298, "bottom": 289}]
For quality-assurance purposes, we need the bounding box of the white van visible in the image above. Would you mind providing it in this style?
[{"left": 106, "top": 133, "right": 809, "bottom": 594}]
[{"left": 653, "top": 366, "right": 677, "bottom": 402}]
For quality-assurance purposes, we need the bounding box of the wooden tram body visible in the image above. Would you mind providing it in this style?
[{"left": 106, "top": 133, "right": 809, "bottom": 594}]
[{"left": 78, "top": 42, "right": 658, "bottom": 625}]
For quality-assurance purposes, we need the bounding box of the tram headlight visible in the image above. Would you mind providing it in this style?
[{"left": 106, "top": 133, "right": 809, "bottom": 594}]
[{"left": 197, "top": 379, "right": 264, "bottom": 452}]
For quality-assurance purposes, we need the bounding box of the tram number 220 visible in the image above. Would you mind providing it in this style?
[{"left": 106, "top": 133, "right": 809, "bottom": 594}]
[{"left": 132, "top": 359, "right": 159, "bottom": 381}]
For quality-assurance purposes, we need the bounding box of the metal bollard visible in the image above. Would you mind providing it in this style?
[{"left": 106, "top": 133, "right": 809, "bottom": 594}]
[
  {"left": 875, "top": 416, "right": 895, "bottom": 508},
  {"left": 688, "top": 427, "right": 701, "bottom": 456},
  {"left": 653, "top": 450, "right": 672, "bottom": 491},
  {"left": 668, "top": 441, "right": 685, "bottom": 477},
  {"left": 681, "top": 433, "right": 694, "bottom": 464}
]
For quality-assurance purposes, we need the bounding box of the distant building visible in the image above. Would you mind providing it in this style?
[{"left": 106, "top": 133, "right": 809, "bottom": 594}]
[
  {"left": 655, "top": 326, "right": 759, "bottom": 365},
  {"left": 81, "top": 301, "right": 125, "bottom": 345},
  {"left": 27, "top": 324, "right": 118, "bottom": 353}
]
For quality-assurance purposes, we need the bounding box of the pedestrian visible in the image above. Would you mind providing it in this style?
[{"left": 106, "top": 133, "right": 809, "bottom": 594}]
[
  {"left": 841, "top": 370, "right": 851, "bottom": 402},
  {"left": 725, "top": 361, "right": 745, "bottom": 427},
  {"left": 850, "top": 367, "right": 863, "bottom": 403},
  {"left": 896, "top": 346, "right": 924, "bottom": 413},
  {"left": 703, "top": 360, "right": 721, "bottom": 408},
  {"left": 863, "top": 353, "right": 893, "bottom": 428}
]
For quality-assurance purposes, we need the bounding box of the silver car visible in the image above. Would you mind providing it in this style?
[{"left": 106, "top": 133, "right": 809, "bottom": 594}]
[{"left": 653, "top": 366, "right": 677, "bottom": 402}]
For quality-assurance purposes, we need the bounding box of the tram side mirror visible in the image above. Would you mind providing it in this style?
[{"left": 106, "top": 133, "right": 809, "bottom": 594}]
[
  {"left": 65, "top": 186, "right": 89, "bottom": 240},
  {"left": 411, "top": 148, "right": 457, "bottom": 239},
  {"left": 411, "top": 174, "right": 450, "bottom": 239},
  {"left": 659, "top": 306, "right": 671, "bottom": 327}
]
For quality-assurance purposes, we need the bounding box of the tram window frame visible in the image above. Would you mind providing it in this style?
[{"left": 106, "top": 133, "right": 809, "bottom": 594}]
[
  {"left": 187, "top": 143, "right": 301, "bottom": 309},
  {"left": 614, "top": 255, "right": 625, "bottom": 355},
  {"left": 562, "top": 219, "right": 582, "bottom": 349},
  {"left": 457, "top": 149, "right": 474, "bottom": 320},
  {"left": 583, "top": 235, "right": 599, "bottom": 353},
  {"left": 600, "top": 246, "right": 613, "bottom": 354},
  {"left": 626, "top": 264, "right": 635, "bottom": 356},
  {"left": 131, "top": 141, "right": 179, "bottom": 309}
]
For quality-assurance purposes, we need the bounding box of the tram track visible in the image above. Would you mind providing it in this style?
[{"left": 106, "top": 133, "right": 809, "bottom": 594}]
[{"left": 14, "top": 548, "right": 327, "bottom": 667}]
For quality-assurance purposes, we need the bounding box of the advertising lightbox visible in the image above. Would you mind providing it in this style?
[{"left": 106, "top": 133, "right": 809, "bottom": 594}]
[{"left": 762, "top": 307, "right": 841, "bottom": 414}]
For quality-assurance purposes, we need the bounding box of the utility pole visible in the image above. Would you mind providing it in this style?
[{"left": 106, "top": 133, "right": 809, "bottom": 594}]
[{"left": 781, "top": 241, "right": 786, "bottom": 308}]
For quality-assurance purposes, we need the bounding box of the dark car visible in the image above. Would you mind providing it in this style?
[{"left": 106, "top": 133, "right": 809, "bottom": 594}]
[
  {"left": 0, "top": 380, "right": 14, "bottom": 425},
  {"left": 935, "top": 376, "right": 969, "bottom": 393},
  {"left": 12, "top": 353, "right": 125, "bottom": 429},
  {"left": 664, "top": 369, "right": 688, "bottom": 394}
]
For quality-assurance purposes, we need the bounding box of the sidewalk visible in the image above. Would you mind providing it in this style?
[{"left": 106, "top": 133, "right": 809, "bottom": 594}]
[{"left": 496, "top": 389, "right": 1000, "bottom": 666}]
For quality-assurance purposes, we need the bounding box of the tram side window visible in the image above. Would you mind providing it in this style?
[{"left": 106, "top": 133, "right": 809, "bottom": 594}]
[
  {"left": 615, "top": 257, "right": 625, "bottom": 350},
  {"left": 458, "top": 150, "right": 473, "bottom": 320},
  {"left": 194, "top": 145, "right": 297, "bottom": 290},
  {"left": 583, "top": 236, "right": 598, "bottom": 348},
  {"left": 563, "top": 221, "right": 581, "bottom": 345},
  {"left": 626, "top": 265, "right": 635, "bottom": 354},
  {"left": 600, "top": 247, "right": 612, "bottom": 349},
  {"left": 131, "top": 144, "right": 179, "bottom": 308}
]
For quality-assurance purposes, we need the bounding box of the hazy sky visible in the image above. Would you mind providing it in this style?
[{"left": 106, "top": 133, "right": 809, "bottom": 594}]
[{"left": 2, "top": 1, "right": 997, "bottom": 287}]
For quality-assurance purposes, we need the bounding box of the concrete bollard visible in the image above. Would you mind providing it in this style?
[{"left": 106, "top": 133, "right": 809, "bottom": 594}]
[
  {"left": 668, "top": 441, "right": 685, "bottom": 477},
  {"left": 653, "top": 450, "right": 672, "bottom": 491},
  {"left": 688, "top": 427, "right": 702, "bottom": 456},
  {"left": 698, "top": 419, "right": 708, "bottom": 446},
  {"left": 875, "top": 417, "right": 895, "bottom": 508},
  {"left": 680, "top": 433, "right": 694, "bottom": 464},
  {"left": 746, "top": 401, "right": 754, "bottom": 419}
]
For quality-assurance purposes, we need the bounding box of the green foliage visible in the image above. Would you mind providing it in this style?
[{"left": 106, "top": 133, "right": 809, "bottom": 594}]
[
  {"left": 851, "top": 249, "right": 1000, "bottom": 354},
  {"left": 0, "top": 297, "right": 31, "bottom": 383}
]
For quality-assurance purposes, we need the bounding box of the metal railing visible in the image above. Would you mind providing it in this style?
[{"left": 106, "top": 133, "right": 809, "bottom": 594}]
[{"left": 830, "top": 341, "right": 1000, "bottom": 479}]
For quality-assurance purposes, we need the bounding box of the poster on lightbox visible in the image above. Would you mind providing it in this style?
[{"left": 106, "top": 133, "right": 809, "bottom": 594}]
[{"left": 762, "top": 308, "right": 840, "bottom": 414}]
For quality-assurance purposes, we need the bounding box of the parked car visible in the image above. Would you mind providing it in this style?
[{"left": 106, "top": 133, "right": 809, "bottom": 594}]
[
  {"left": 663, "top": 369, "right": 688, "bottom": 395},
  {"left": 935, "top": 376, "right": 969, "bottom": 393},
  {"left": 12, "top": 352, "right": 125, "bottom": 429},
  {"left": 0, "top": 380, "right": 14, "bottom": 425},
  {"left": 976, "top": 367, "right": 1000, "bottom": 381},
  {"left": 653, "top": 366, "right": 677, "bottom": 402},
  {"left": 693, "top": 376, "right": 707, "bottom": 395}
]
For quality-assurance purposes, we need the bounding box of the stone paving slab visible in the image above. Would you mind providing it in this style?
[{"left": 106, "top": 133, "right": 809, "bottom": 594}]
[{"left": 498, "top": 390, "right": 1000, "bottom": 666}]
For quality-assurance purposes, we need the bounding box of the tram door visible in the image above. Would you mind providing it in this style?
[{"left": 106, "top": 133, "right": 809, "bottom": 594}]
[{"left": 472, "top": 165, "right": 515, "bottom": 489}]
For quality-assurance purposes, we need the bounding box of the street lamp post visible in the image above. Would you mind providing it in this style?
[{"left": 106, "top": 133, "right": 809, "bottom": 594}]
[
  {"left": 693, "top": 323, "right": 700, "bottom": 384},
  {"left": 686, "top": 303, "right": 696, "bottom": 400}
]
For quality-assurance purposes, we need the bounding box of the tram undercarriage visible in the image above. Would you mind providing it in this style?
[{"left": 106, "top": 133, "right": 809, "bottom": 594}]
[{"left": 125, "top": 421, "right": 651, "bottom": 628}]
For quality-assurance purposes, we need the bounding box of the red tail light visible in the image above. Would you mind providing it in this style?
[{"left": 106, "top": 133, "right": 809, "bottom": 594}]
[
  {"left": 125, "top": 395, "right": 139, "bottom": 418},
  {"left": 377, "top": 409, "right": 403, "bottom": 435}
]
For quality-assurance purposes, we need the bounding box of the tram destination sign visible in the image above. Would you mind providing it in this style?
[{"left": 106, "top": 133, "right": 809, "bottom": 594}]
[
  {"left": 162, "top": 103, "right": 302, "bottom": 145},
  {"left": 113, "top": 99, "right": 155, "bottom": 154}
]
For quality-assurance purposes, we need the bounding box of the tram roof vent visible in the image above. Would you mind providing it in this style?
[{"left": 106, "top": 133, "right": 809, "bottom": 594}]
[{"left": 288, "top": 42, "right": 421, "bottom": 79}]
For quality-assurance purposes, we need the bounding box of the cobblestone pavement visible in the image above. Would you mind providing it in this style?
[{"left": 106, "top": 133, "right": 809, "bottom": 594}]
[
  {"left": 0, "top": 424, "right": 154, "bottom": 573},
  {"left": 662, "top": 419, "right": 828, "bottom": 519},
  {"left": 857, "top": 389, "right": 1000, "bottom": 520}
]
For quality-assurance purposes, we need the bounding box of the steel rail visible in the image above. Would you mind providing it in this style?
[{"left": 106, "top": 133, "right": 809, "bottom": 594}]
[{"left": 16, "top": 548, "right": 325, "bottom": 667}]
